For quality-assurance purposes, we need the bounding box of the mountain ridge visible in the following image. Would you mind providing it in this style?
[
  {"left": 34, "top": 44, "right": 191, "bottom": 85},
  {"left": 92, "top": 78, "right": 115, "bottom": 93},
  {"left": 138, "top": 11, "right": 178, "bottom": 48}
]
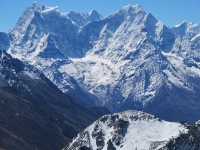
[
  {"left": 0, "top": 50, "right": 110, "bottom": 150},
  {"left": 3, "top": 3, "right": 200, "bottom": 123},
  {"left": 64, "top": 110, "right": 189, "bottom": 150}
]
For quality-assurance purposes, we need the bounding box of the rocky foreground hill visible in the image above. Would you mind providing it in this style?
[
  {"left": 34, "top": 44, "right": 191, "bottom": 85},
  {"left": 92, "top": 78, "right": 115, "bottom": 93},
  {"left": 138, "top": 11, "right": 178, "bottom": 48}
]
[{"left": 64, "top": 110, "right": 195, "bottom": 150}]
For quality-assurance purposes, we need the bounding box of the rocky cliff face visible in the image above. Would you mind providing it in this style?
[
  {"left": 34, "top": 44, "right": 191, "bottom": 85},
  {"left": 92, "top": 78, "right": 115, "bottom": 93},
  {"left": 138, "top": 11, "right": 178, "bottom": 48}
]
[{"left": 4, "top": 2, "right": 200, "bottom": 123}]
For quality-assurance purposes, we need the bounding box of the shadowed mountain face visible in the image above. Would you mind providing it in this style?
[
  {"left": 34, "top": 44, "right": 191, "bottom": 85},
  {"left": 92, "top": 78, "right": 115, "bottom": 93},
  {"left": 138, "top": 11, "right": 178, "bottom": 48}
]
[
  {"left": 0, "top": 32, "right": 10, "bottom": 50},
  {"left": 0, "top": 50, "right": 110, "bottom": 150},
  {"left": 4, "top": 2, "right": 200, "bottom": 124}
]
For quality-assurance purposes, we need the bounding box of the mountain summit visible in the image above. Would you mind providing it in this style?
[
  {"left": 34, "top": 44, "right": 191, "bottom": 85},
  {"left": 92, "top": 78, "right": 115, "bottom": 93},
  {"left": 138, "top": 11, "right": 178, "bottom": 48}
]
[
  {"left": 4, "top": 3, "right": 200, "bottom": 123},
  {"left": 64, "top": 110, "right": 189, "bottom": 150}
]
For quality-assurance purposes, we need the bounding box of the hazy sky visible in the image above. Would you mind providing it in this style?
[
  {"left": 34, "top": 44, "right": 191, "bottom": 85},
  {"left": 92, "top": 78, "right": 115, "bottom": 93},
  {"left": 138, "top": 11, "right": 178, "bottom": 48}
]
[{"left": 0, "top": 0, "right": 200, "bottom": 32}]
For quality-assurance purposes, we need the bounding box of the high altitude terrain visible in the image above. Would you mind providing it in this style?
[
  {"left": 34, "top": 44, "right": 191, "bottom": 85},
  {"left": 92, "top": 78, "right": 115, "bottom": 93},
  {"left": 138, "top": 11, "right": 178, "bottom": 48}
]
[
  {"left": 64, "top": 110, "right": 192, "bottom": 150},
  {"left": 2, "top": 2, "right": 200, "bottom": 124},
  {"left": 0, "top": 50, "right": 109, "bottom": 150}
]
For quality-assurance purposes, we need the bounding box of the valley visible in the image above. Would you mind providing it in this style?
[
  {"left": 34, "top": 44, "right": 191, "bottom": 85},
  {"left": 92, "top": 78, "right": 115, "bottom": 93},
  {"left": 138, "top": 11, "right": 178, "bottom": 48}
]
[{"left": 0, "top": 2, "right": 200, "bottom": 150}]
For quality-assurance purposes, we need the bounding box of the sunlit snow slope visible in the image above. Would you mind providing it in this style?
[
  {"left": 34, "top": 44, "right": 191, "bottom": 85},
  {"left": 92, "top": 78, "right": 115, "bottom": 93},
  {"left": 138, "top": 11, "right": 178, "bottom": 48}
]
[
  {"left": 5, "top": 2, "right": 200, "bottom": 123},
  {"left": 64, "top": 110, "right": 188, "bottom": 150}
]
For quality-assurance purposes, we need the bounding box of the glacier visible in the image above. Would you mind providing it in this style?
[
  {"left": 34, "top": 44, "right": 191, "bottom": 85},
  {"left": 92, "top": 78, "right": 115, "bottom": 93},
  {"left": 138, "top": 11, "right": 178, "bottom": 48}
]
[{"left": 3, "top": 2, "right": 200, "bottom": 123}]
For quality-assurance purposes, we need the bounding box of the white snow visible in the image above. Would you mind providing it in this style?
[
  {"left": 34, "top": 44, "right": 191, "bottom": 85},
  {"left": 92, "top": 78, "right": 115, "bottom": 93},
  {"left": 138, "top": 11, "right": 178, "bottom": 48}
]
[
  {"left": 6, "top": 2, "right": 200, "bottom": 112},
  {"left": 174, "top": 21, "right": 187, "bottom": 28},
  {"left": 41, "top": 6, "right": 60, "bottom": 13},
  {"left": 66, "top": 110, "right": 188, "bottom": 150},
  {"left": 191, "top": 33, "right": 200, "bottom": 42}
]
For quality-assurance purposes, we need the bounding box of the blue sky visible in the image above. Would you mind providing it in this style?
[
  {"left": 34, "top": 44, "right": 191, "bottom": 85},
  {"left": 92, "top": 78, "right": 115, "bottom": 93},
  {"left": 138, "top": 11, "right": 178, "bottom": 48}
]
[{"left": 0, "top": 0, "right": 200, "bottom": 32}]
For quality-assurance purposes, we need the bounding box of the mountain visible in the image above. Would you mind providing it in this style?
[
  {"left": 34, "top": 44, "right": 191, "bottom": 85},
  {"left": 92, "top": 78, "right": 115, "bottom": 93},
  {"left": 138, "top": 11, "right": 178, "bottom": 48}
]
[
  {"left": 161, "top": 120, "right": 200, "bottom": 150},
  {"left": 64, "top": 110, "right": 189, "bottom": 150},
  {"left": 6, "top": 3, "right": 200, "bottom": 123},
  {"left": 7, "top": 2, "right": 102, "bottom": 106},
  {"left": 0, "top": 32, "right": 10, "bottom": 50},
  {"left": 66, "top": 9, "right": 102, "bottom": 27},
  {"left": 0, "top": 50, "right": 110, "bottom": 150}
]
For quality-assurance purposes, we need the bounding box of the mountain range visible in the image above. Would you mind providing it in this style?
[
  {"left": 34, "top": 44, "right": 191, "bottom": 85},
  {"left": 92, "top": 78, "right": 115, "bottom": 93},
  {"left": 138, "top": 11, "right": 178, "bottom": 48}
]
[
  {"left": 0, "top": 50, "right": 109, "bottom": 150},
  {"left": 3, "top": 2, "right": 200, "bottom": 123},
  {"left": 1, "top": 2, "right": 200, "bottom": 149}
]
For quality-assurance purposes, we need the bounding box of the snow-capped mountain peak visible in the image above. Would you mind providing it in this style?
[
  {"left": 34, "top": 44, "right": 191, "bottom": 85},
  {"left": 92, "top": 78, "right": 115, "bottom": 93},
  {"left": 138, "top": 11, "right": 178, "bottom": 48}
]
[
  {"left": 66, "top": 9, "right": 102, "bottom": 27},
  {"left": 5, "top": 3, "right": 200, "bottom": 124},
  {"left": 41, "top": 5, "right": 61, "bottom": 14},
  {"left": 122, "top": 4, "right": 143, "bottom": 12},
  {"left": 88, "top": 9, "right": 102, "bottom": 21},
  {"left": 12, "top": 2, "right": 41, "bottom": 30},
  {"left": 65, "top": 110, "right": 188, "bottom": 150},
  {"left": 88, "top": 9, "right": 99, "bottom": 16},
  {"left": 172, "top": 21, "right": 200, "bottom": 39},
  {"left": 28, "top": 2, "right": 41, "bottom": 11},
  {"left": 174, "top": 20, "right": 187, "bottom": 28}
]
